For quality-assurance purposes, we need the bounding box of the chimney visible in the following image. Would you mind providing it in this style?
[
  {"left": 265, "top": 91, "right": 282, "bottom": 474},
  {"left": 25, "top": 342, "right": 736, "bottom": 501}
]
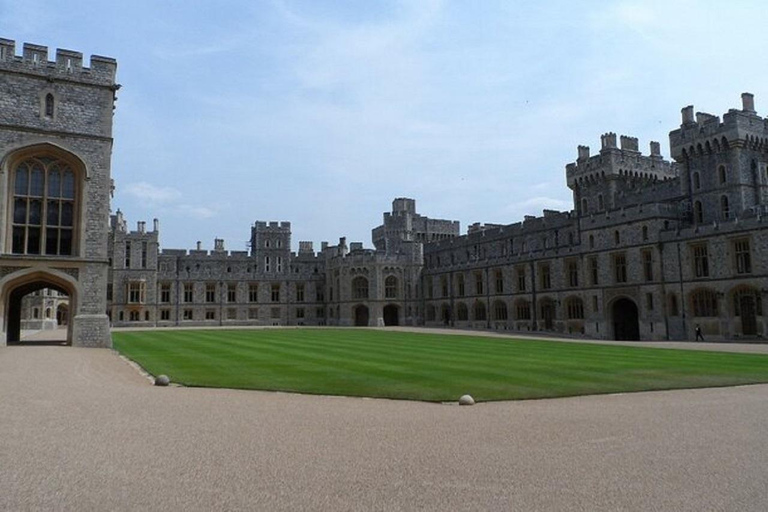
[
  {"left": 196, "top": 241, "right": 202, "bottom": 251},
  {"left": 681, "top": 105, "right": 694, "bottom": 124},
  {"left": 153, "top": 218, "right": 159, "bottom": 232},
  {"left": 577, "top": 145, "right": 590, "bottom": 161},
  {"left": 137, "top": 221, "right": 145, "bottom": 233},
  {"left": 742, "top": 92, "right": 755, "bottom": 113},
  {"left": 650, "top": 141, "right": 661, "bottom": 156}
]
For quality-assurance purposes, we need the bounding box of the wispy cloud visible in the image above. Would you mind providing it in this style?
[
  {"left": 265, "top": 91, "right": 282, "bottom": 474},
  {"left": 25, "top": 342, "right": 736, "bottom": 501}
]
[{"left": 124, "top": 182, "right": 181, "bottom": 203}]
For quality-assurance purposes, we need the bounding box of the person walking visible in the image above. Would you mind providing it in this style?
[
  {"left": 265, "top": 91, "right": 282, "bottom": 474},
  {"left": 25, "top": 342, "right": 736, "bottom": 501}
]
[{"left": 695, "top": 324, "right": 705, "bottom": 341}]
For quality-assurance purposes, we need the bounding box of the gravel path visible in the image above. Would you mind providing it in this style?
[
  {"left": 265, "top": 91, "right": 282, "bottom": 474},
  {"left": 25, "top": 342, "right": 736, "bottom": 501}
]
[{"left": 2, "top": 343, "right": 768, "bottom": 511}]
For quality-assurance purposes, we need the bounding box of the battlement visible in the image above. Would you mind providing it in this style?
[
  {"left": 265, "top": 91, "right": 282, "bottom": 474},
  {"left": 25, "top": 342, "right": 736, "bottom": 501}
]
[
  {"left": 0, "top": 38, "right": 117, "bottom": 86},
  {"left": 566, "top": 133, "right": 674, "bottom": 189},
  {"left": 253, "top": 221, "right": 291, "bottom": 232},
  {"left": 670, "top": 92, "right": 768, "bottom": 161}
]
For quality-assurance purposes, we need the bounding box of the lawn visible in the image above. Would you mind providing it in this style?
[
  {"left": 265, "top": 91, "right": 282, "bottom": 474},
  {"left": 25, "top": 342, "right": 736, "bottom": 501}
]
[{"left": 112, "top": 328, "right": 768, "bottom": 402}]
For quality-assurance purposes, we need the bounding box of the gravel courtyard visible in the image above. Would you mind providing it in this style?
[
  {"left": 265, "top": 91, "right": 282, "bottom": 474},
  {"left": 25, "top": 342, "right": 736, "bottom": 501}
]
[{"left": 2, "top": 338, "right": 768, "bottom": 511}]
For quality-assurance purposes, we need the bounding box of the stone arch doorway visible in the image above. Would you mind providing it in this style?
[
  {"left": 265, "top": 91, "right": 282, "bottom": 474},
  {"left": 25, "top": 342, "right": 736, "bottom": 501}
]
[
  {"left": 540, "top": 299, "right": 556, "bottom": 330},
  {"left": 612, "top": 298, "right": 639, "bottom": 341},
  {"left": 3, "top": 271, "right": 76, "bottom": 345},
  {"left": 56, "top": 304, "right": 69, "bottom": 326},
  {"left": 354, "top": 305, "right": 369, "bottom": 327},
  {"left": 383, "top": 304, "right": 399, "bottom": 326}
]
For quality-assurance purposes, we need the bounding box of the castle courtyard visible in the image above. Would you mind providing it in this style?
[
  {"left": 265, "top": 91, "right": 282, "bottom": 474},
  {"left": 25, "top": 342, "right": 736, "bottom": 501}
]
[{"left": 2, "top": 334, "right": 768, "bottom": 511}]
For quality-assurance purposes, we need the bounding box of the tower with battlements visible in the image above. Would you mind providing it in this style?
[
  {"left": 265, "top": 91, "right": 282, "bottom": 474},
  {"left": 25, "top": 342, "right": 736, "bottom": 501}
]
[{"left": 0, "top": 39, "right": 118, "bottom": 346}]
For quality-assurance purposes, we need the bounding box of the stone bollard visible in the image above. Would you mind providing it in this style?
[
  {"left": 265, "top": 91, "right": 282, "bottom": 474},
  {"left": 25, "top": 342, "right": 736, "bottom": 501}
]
[
  {"left": 459, "top": 394, "right": 475, "bottom": 406},
  {"left": 154, "top": 374, "right": 170, "bottom": 386}
]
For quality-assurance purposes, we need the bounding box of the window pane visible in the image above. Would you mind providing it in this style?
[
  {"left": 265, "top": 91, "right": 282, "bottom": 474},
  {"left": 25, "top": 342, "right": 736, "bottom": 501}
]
[
  {"left": 28, "top": 199, "right": 41, "bottom": 225},
  {"left": 27, "top": 227, "right": 40, "bottom": 254},
  {"left": 60, "top": 229, "right": 72, "bottom": 255},
  {"left": 12, "top": 226, "right": 25, "bottom": 253},
  {"left": 47, "top": 200, "right": 60, "bottom": 225},
  {"left": 14, "top": 198, "right": 27, "bottom": 224},
  {"left": 46, "top": 228, "right": 59, "bottom": 255},
  {"left": 15, "top": 165, "right": 28, "bottom": 195},
  {"left": 48, "top": 169, "right": 61, "bottom": 198},
  {"left": 61, "top": 202, "right": 73, "bottom": 227},
  {"left": 30, "top": 166, "right": 44, "bottom": 196},
  {"left": 62, "top": 170, "right": 75, "bottom": 199}
]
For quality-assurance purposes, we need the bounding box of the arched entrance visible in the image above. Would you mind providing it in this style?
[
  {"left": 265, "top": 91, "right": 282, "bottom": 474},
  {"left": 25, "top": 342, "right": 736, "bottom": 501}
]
[
  {"left": 440, "top": 304, "right": 451, "bottom": 325},
  {"left": 540, "top": 300, "right": 556, "bottom": 330},
  {"left": 383, "top": 304, "right": 399, "bottom": 326},
  {"left": 56, "top": 304, "right": 69, "bottom": 326},
  {"left": 612, "top": 298, "right": 640, "bottom": 341},
  {"left": 4, "top": 272, "right": 76, "bottom": 345},
  {"left": 354, "top": 305, "right": 369, "bottom": 326}
]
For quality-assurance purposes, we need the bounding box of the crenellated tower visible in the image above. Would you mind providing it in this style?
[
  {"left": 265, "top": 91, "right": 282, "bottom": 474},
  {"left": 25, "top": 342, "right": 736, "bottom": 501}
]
[
  {"left": 669, "top": 92, "right": 768, "bottom": 225},
  {"left": 566, "top": 133, "right": 677, "bottom": 215}
]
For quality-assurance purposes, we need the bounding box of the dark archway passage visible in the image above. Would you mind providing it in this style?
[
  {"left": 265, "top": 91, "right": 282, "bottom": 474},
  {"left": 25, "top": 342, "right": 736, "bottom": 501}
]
[
  {"left": 7, "top": 280, "right": 72, "bottom": 345},
  {"left": 612, "top": 298, "right": 640, "bottom": 341},
  {"left": 354, "top": 305, "right": 369, "bottom": 327},
  {"left": 383, "top": 305, "right": 399, "bottom": 326},
  {"left": 540, "top": 301, "right": 556, "bottom": 330}
]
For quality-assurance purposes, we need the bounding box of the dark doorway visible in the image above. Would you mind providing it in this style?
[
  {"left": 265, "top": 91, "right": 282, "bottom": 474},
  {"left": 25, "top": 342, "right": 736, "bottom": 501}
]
[
  {"left": 541, "top": 301, "right": 555, "bottom": 330},
  {"left": 740, "top": 295, "right": 758, "bottom": 336},
  {"left": 441, "top": 304, "right": 451, "bottom": 325},
  {"left": 354, "top": 305, "right": 369, "bottom": 327},
  {"left": 612, "top": 298, "right": 640, "bottom": 341},
  {"left": 7, "top": 280, "right": 72, "bottom": 345},
  {"left": 383, "top": 305, "right": 399, "bottom": 326}
]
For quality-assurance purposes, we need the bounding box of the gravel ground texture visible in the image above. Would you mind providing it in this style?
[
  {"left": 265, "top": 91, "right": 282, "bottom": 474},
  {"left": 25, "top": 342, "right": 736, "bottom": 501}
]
[{"left": 2, "top": 330, "right": 768, "bottom": 511}]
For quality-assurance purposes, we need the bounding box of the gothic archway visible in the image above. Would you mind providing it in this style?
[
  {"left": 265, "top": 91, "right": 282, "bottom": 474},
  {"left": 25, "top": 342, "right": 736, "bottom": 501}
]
[
  {"left": 612, "top": 298, "right": 639, "bottom": 341},
  {"left": 4, "top": 271, "right": 76, "bottom": 345},
  {"left": 354, "top": 305, "right": 369, "bottom": 326},
  {"left": 383, "top": 304, "right": 399, "bottom": 326}
]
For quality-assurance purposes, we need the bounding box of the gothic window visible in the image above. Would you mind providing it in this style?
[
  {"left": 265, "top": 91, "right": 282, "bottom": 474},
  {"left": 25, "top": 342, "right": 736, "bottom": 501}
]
[
  {"left": 441, "top": 276, "right": 448, "bottom": 297},
  {"left": 205, "top": 283, "right": 216, "bottom": 303},
  {"left": 669, "top": 294, "right": 679, "bottom": 316},
  {"left": 457, "top": 274, "right": 465, "bottom": 297},
  {"left": 160, "top": 282, "right": 171, "bottom": 303},
  {"left": 126, "top": 281, "right": 145, "bottom": 304},
  {"left": 694, "top": 201, "right": 703, "bottom": 223},
  {"left": 474, "top": 272, "right": 483, "bottom": 295},
  {"left": 473, "top": 301, "right": 487, "bottom": 321},
  {"left": 693, "top": 172, "right": 701, "bottom": 190},
  {"left": 614, "top": 230, "right": 620, "bottom": 245},
  {"left": 642, "top": 250, "right": 653, "bottom": 282},
  {"left": 124, "top": 241, "right": 131, "bottom": 268},
  {"left": 718, "top": 165, "right": 727, "bottom": 184},
  {"left": 613, "top": 253, "right": 627, "bottom": 283},
  {"left": 691, "top": 289, "right": 718, "bottom": 317},
  {"left": 141, "top": 241, "right": 148, "bottom": 268},
  {"left": 227, "top": 283, "right": 237, "bottom": 302},
  {"left": 352, "top": 277, "right": 368, "bottom": 300},
  {"left": 45, "top": 93, "right": 54, "bottom": 117},
  {"left": 456, "top": 303, "right": 468, "bottom": 321},
  {"left": 590, "top": 257, "right": 598, "bottom": 285},
  {"left": 539, "top": 263, "right": 551, "bottom": 290},
  {"left": 598, "top": 194, "right": 604, "bottom": 211},
  {"left": 565, "top": 297, "right": 584, "bottom": 320},
  {"left": 516, "top": 267, "right": 526, "bottom": 292},
  {"left": 495, "top": 270, "right": 504, "bottom": 294},
  {"left": 493, "top": 301, "right": 508, "bottom": 321},
  {"left": 734, "top": 239, "right": 751, "bottom": 274},
  {"left": 296, "top": 283, "right": 305, "bottom": 302},
  {"left": 720, "top": 195, "right": 730, "bottom": 220},
  {"left": 581, "top": 198, "right": 588, "bottom": 215},
  {"left": 692, "top": 244, "right": 709, "bottom": 277},
  {"left": 249, "top": 284, "right": 259, "bottom": 302},
  {"left": 589, "top": 234, "right": 594, "bottom": 249},
  {"left": 385, "top": 276, "right": 397, "bottom": 298},
  {"left": 515, "top": 300, "right": 531, "bottom": 320},
  {"left": 642, "top": 226, "right": 648, "bottom": 241},
  {"left": 183, "top": 283, "right": 193, "bottom": 303},
  {"left": 567, "top": 261, "right": 579, "bottom": 287},
  {"left": 11, "top": 156, "right": 78, "bottom": 256},
  {"left": 271, "top": 284, "right": 281, "bottom": 302}
]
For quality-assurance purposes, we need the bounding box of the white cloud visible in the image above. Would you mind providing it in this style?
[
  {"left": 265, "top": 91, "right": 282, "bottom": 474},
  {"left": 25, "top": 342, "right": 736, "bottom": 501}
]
[
  {"left": 124, "top": 182, "right": 181, "bottom": 203},
  {"left": 175, "top": 204, "right": 217, "bottom": 219}
]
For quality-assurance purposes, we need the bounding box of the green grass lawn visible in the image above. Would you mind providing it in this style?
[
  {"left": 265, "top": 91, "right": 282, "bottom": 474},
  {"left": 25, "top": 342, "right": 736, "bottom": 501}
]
[{"left": 112, "top": 328, "right": 768, "bottom": 402}]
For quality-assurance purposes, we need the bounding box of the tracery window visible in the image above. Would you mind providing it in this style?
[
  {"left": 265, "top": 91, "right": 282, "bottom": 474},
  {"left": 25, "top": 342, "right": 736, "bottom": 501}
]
[
  {"left": 384, "top": 276, "right": 397, "bottom": 298},
  {"left": 352, "top": 276, "right": 368, "bottom": 300},
  {"left": 565, "top": 297, "right": 584, "bottom": 319},
  {"left": 691, "top": 289, "right": 718, "bottom": 317},
  {"left": 11, "top": 156, "right": 77, "bottom": 255}
]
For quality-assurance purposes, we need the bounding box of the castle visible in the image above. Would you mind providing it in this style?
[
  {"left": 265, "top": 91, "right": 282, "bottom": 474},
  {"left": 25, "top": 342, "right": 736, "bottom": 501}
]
[{"left": 1, "top": 39, "right": 766, "bottom": 346}]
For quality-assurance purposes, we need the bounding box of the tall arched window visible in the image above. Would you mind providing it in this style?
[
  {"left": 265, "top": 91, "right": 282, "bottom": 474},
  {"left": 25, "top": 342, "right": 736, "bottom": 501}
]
[
  {"left": 720, "top": 195, "right": 730, "bottom": 220},
  {"left": 718, "top": 165, "right": 727, "bottom": 184},
  {"left": 493, "top": 300, "right": 508, "bottom": 321},
  {"left": 384, "top": 276, "right": 397, "bottom": 298},
  {"left": 456, "top": 302, "right": 468, "bottom": 321},
  {"left": 474, "top": 301, "right": 487, "bottom": 321},
  {"left": 352, "top": 276, "right": 368, "bottom": 300},
  {"left": 694, "top": 201, "right": 703, "bottom": 223},
  {"left": 11, "top": 155, "right": 77, "bottom": 255},
  {"left": 581, "top": 198, "right": 588, "bottom": 215},
  {"left": 45, "top": 93, "right": 54, "bottom": 117},
  {"left": 693, "top": 172, "right": 701, "bottom": 190},
  {"left": 565, "top": 297, "right": 584, "bottom": 319}
]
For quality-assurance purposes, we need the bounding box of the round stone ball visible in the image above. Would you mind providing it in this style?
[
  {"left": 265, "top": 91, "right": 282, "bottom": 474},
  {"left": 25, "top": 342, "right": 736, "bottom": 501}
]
[
  {"left": 154, "top": 374, "right": 170, "bottom": 386},
  {"left": 459, "top": 394, "right": 475, "bottom": 406}
]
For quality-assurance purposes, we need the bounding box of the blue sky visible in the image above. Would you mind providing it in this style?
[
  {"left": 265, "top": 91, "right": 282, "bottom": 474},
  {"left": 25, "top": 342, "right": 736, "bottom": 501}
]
[{"left": 3, "top": 1, "right": 767, "bottom": 251}]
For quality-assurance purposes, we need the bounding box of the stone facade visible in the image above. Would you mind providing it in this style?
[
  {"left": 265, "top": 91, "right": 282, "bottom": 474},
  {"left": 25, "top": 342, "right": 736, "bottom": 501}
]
[
  {"left": 109, "top": 94, "right": 768, "bottom": 342},
  {"left": 0, "top": 39, "right": 117, "bottom": 347}
]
